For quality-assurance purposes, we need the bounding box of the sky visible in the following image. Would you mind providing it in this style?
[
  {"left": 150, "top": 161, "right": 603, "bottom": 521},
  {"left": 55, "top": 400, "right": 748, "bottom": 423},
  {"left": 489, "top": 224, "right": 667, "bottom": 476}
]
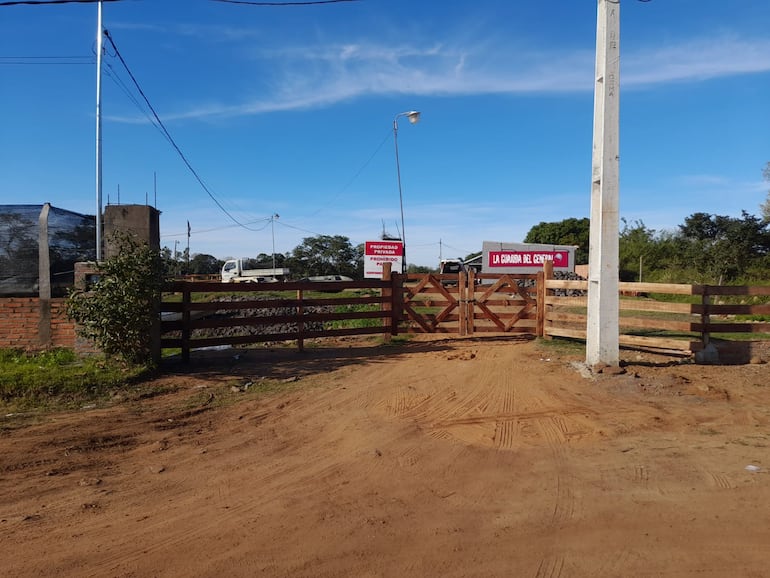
[{"left": 1, "top": 0, "right": 769, "bottom": 267}]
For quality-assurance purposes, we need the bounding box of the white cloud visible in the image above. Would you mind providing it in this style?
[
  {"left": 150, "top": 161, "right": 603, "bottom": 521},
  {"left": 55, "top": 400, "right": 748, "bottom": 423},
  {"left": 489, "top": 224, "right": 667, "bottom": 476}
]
[
  {"left": 107, "top": 32, "right": 770, "bottom": 124},
  {"left": 624, "top": 36, "right": 770, "bottom": 86}
]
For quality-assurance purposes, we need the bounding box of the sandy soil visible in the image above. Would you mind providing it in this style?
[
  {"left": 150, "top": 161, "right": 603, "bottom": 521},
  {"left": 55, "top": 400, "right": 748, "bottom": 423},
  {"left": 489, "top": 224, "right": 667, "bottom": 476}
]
[{"left": 2, "top": 336, "right": 770, "bottom": 577}]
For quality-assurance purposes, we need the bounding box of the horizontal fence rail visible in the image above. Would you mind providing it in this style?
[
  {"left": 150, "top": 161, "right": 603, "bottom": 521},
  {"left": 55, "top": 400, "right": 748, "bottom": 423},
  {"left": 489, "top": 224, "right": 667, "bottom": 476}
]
[
  {"left": 161, "top": 278, "right": 398, "bottom": 361},
  {"left": 544, "top": 278, "right": 770, "bottom": 354},
  {"left": 157, "top": 265, "right": 770, "bottom": 362}
]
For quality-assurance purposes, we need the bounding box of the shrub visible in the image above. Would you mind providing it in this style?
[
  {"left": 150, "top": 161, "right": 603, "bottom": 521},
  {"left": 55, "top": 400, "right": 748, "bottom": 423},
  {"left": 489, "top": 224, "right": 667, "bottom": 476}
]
[{"left": 66, "top": 232, "right": 164, "bottom": 365}]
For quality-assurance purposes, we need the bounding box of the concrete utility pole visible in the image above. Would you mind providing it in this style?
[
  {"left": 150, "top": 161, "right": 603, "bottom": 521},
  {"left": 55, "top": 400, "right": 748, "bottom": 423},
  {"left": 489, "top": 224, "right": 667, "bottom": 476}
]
[
  {"left": 586, "top": 0, "right": 620, "bottom": 367},
  {"left": 95, "top": 1, "right": 104, "bottom": 261}
]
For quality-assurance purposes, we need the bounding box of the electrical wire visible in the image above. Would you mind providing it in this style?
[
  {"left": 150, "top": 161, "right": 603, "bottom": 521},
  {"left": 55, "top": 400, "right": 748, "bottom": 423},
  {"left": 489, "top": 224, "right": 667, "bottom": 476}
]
[
  {"left": 0, "top": 55, "right": 93, "bottom": 64},
  {"left": 102, "top": 62, "right": 166, "bottom": 136},
  {"left": 211, "top": 0, "right": 359, "bottom": 6},
  {"left": 102, "top": 29, "right": 266, "bottom": 231},
  {"left": 0, "top": 0, "right": 124, "bottom": 5},
  {"left": 162, "top": 216, "right": 272, "bottom": 239},
  {"left": 305, "top": 129, "right": 391, "bottom": 218}
]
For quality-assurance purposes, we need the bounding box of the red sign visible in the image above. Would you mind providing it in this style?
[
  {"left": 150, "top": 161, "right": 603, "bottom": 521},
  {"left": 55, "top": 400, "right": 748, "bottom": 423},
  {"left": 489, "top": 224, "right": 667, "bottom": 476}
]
[
  {"left": 365, "top": 241, "right": 402, "bottom": 256},
  {"left": 364, "top": 241, "right": 403, "bottom": 278},
  {"left": 487, "top": 250, "right": 570, "bottom": 268}
]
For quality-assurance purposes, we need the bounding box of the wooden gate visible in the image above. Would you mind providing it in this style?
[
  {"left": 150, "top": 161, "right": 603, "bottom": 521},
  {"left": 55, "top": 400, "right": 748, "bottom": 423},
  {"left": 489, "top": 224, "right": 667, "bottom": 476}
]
[{"left": 400, "top": 270, "right": 544, "bottom": 336}]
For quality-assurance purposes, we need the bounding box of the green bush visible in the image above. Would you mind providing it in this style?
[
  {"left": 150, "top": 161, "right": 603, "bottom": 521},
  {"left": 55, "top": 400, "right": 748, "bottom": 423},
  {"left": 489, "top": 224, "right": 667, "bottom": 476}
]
[{"left": 66, "top": 232, "right": 164, "bottom": 365}]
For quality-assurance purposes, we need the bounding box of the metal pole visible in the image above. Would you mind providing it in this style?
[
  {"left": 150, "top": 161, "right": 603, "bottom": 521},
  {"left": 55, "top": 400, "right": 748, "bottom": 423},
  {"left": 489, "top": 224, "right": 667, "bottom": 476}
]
[
  {"left": 95, "top": 1, "right": 103, "bottom": 261},
  {"left": 393, "top": 119, "right": 406, "bottom": 273},
  {"left": 271, "top": 214, "right": 278, "bottom": 278},
  {"left": 586, "top": 0, "right": 620, "bottom": 367},
  {"left": 393, "top": 111, "right": 420, "bottom": 275}
]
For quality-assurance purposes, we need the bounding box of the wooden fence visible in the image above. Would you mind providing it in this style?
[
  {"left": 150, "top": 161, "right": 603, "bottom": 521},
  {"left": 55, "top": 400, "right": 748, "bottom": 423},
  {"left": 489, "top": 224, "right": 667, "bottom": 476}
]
[
  {"left": 400, "top": 270, "right": 543, "bottom": 336},
  {"left": 160, "top": 263, "right": 770, "bottom": 362},
  {"left": 161, "top": 275, "right": 398, "bottom": 362},
  {"left": 544, "top": 276, "right": 770, "bottom": 356}
]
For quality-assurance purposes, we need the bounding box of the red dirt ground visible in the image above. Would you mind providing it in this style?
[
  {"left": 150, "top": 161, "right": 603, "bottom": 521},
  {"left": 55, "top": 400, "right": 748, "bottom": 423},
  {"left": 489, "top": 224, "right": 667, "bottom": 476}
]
[{"left": 2, "top": 335, "right": 770, "bottom": 577}]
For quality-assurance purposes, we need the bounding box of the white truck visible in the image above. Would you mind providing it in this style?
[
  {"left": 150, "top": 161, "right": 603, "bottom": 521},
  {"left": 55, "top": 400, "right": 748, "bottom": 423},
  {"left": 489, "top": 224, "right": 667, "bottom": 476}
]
[{"left": 221, "top": 259, "right": 290, "bottom": 283}]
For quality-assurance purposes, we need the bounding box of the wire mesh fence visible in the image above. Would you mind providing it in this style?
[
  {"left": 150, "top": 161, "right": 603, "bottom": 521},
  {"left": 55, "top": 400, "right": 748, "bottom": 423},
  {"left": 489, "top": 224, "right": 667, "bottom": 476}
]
[{"left": 0, "top": 205, "right": 95, "bottom": 296}]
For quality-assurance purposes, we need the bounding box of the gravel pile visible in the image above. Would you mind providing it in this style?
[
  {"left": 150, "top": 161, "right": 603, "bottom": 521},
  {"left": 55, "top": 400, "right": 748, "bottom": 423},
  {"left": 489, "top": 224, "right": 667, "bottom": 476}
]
[
  {"left": 191, "top": 296, "right": 334, "bottom": 340},
  {"left": 513, "top": 271, "right": 587, "bottom": 297}
]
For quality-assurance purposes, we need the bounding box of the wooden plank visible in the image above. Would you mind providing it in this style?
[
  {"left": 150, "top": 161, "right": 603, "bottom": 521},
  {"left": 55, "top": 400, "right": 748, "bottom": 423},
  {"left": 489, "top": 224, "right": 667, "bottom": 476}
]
[
  {"left": 618, "top": 334, "right": 695, "bottom": 352},
  {"left": 546, "top": 327, "right": 586, "bottom": 340},
  {"left": 474, "top": 300, "right": 506, "bottom": 331},
  {"left": 705, "top": 304, "right": 770, "bottom": 315},
  {"left": 618, "top": 317, "right": 695, "bottom": 332},
  {"left": 536, "top": 270, "right": 545, "bottom": 337},
  {"left": 618, "top": 282, "right": 701, "bottom": 295},
  {"left": 544, "top": 327, "right": 696, "bottom": 353},
  {"left": 619, "top": 300, "right": 695, "bottom": 314},
  {"left": 402, "top": 302, "right": 434, "bottom": 333},
  {"left": 545, "top": 296, "right": 587, "bottom": 307},
  {"left": 162, "top": 325, "right": 391, "bottom": 350},
  {"left": 165, "top": 279, "right": 389, "bottom": 293},
  {"left": 545, "top": 280, "right": 588, "bottom": 290},
  {"left": 703, "top": 285, "right": 770, "bottom": 297},
  {"left": 546, "top": 312, "right": 586, "bottom": 324},
  {"left": 692, "top": 322, "right": 770, "bottom": 333},
  {"left": 472, "top": 326, "right": 534, "bottom": 334}
]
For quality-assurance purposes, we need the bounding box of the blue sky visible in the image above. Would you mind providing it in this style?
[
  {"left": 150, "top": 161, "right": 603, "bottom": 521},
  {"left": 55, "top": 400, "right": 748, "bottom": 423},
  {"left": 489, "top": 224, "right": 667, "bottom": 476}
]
[{"left": 1, "top": 0, "right": 768, "bottom": 267}]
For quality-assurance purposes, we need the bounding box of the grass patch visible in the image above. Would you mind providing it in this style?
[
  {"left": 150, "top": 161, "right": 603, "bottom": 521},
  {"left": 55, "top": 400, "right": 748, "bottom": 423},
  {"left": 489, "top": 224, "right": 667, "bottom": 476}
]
[
  {"left": 327, "top": 303, "right": 383, "bottom": 330},
  {"left": 536, "top": 337, "right": 586, "bottom": 355},
  {"left": 0, "top": 348, "right": 151, "bottom": 412}
]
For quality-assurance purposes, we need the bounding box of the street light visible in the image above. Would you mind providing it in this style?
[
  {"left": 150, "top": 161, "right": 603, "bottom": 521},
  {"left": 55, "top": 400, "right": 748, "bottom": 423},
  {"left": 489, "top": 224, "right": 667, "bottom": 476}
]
[
  {"left": 393, "top": 110, "right": 420, "bottom": 273},
  {"left": 271, "top": 213, "right": 279, "bottom": 279}
]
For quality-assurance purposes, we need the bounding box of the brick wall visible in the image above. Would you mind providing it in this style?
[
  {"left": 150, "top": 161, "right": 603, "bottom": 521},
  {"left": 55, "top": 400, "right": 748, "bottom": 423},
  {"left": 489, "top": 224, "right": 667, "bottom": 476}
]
[{"left": 0, "top": 297, "right": 79, "bottom": 351}]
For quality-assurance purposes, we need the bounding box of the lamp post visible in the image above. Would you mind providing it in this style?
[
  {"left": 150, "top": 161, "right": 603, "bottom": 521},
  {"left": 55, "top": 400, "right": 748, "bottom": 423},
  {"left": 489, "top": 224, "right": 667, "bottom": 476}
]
[
  {"left": 393, "top": 110, "right": 420, "bottom": 273},
  {"left": 271, "top": 213, "right": 279, "bottom": 279}
]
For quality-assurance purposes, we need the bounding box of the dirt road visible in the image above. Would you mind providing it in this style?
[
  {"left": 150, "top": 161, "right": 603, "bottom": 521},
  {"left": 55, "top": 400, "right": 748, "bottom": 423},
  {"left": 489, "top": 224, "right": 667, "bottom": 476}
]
[{"left": 2, "top": 336, "right": 770, "bottom": 577}]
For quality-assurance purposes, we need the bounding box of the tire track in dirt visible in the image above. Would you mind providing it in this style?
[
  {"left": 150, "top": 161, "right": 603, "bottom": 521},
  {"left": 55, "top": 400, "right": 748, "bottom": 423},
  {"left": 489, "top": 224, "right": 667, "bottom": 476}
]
[
  {"left": 534, "top": 555, "right": 565, "bottom": 578},
  {"left": 78, "top": 383, "right": 399, "bottom": 576},
  {"left": 537, "top": 416, "right": 579, "bottom": 526}
]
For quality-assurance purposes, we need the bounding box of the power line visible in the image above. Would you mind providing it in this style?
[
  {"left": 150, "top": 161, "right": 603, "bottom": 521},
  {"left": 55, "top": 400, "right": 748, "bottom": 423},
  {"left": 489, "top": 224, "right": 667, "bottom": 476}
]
[
  {"left": 102, "top": 28, "right": 265, "bottom": 231},
  {"left": 0, "top": 0, "right": 124, "bottom": 6},
  {"left": 306, "top": 129, "right": 391, "bottom": 218},
  {"left": 0, "top": 55, "right": 93, "bottom": 64},
  {"left": 211, "top": 0, "right": 359, "bottom": 6}
]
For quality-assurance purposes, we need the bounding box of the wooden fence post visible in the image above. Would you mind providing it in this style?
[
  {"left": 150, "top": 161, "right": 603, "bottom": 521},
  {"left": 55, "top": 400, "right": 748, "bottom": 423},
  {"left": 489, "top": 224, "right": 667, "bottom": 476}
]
[
  {"left": 537, "top": 260, "right": 553, "bottom": 338},
  {"left": 467, "top": 268, "right": 476, "bottom": 336},
  {"left": 381, "top": 262, "right": 392, "bottom": 343},
  {"left": 701, "top": 286, "right": 711, "bottom": 350},
  {"left": 458, "top": 270, "right": 467, "bottom": 336},
  {"left": 392, "top": 269, "right": 402, "bottom": 336},
  {"left": 297, "top": 289, "right": 304, "bottom": 352},
  {"left": 181, "top": 286, "right": 191, "bottom": 363}
]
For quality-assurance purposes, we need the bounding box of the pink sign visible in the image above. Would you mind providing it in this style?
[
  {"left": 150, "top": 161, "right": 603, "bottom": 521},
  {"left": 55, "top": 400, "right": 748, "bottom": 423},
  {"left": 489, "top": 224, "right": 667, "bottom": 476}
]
[{"left": 487, "top": 250, "right": 570, "bottom": 268}]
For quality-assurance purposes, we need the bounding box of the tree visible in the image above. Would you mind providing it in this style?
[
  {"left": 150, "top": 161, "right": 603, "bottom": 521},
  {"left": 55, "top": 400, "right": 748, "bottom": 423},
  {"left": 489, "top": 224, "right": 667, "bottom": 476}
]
[
  {"left": 676, "top": 211, "right": 770, "bottom": 283},
  {"left": 286, "top": 235, "right": 361, "bottom": 279},
  {"left": 160, "top": 246, "right": 185, "bottom": 278},
  {"left": 188, "top": 253, "right": 223, "bottom": 275},
  {"left": 619, "top": 219, "right": 662, "bottom": 281},
  {"left": 524, "top": 217, "right": 590, "bottom": 264},
  {"left": 66, "top": 232, "right": 164, "bottom": 365}
]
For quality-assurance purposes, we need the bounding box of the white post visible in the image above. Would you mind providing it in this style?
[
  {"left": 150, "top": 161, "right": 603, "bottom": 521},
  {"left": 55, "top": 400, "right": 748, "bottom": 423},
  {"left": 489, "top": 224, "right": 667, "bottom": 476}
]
[
  {"left": 586, "top": 0, "right": 620, "bottom": 367},
  {"left": 95, "top": 1, "right": 104, "bottom": 261},
  {"left": 271, "top": 213, "right": 279, "bottom": 278}
]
